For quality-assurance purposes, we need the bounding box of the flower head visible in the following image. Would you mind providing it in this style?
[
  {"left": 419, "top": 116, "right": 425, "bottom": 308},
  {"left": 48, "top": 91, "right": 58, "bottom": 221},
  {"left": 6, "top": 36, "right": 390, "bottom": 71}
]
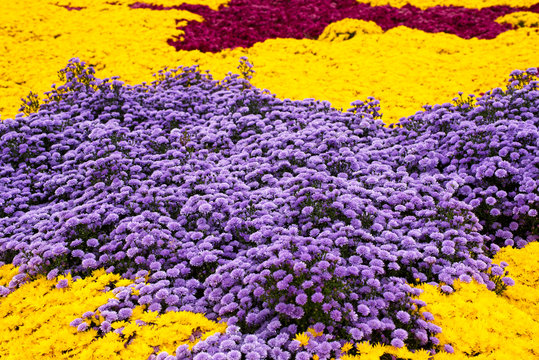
[{"left": 293, "top": 332, "right": 309, "bottom": 347}]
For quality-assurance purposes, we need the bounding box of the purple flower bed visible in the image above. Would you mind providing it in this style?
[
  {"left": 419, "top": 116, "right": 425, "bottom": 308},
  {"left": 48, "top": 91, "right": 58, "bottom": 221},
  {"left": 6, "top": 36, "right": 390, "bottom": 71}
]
[
  {"left": 0, "top": 59, "right": 537, "bottom": 359},
  {"left": 129, "top": 0, "right": 539, "bottom": 52}
]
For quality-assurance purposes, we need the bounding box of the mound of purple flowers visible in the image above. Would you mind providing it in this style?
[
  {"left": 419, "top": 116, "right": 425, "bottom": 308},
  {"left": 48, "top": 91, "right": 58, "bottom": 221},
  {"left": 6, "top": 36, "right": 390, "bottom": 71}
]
[{"left": 0, "top": 59, "right": 537, "bottom": 359}]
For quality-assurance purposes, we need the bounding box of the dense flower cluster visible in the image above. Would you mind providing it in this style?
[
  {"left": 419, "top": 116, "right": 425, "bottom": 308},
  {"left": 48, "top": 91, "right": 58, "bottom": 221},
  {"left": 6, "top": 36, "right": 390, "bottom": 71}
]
[
  {"left": 492, "top": 241, "right": 539, "bottom": 319},
  {"left": 413, "top": 241, "right": 539, "bottom": 359},
  {"left": 0, "top": 265, "right": 226, "bottom": 359},
  {"left": 0, "top": 0, "right": 204, "bottom": 119},
  {"left": 495, "top": 10, "right": 539, "bottom": 27},
  {"left": 317, "top": 19, "right": 384, "bottom": 42},
  {"left": 133, "top": 0, "right": 539, "bottom": 52},
  {"left": 364, "top": 0, "right": 539, "bottom": 9},
  {"left": 1, "top": 59, "right": 537, "bottom": 358},
  {"left": 1, "top": 1, "right": 537, "bottom": 123},
  {"left": 393, "top": 68, "right": 539, "bottom": 251},
  {"left": 292, "top": 243, "right": 539, "bottom": 359}
]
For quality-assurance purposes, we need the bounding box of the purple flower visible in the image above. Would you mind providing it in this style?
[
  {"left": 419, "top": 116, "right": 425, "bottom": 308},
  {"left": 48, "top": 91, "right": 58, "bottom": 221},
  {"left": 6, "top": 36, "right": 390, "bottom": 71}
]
[
  {"left": 82, "top": 258, "right": 97, "bottom": 269},
  {"left": 392, "top": 329, "right": 408, "bottom": 340},
  {"left": 100, "top": 321, "right": 112, "bottom": 332},
  {"left": 350, "top": 327, "right": 363, "bottom": 340},
  {"left": 311, "top": 292, "right": 324, "bottom": 303},
  {"left": 490, "top": 208, "right": 501, "bottom": 216},
  {"left": 118, "top": 308, "right": 133, "bottom": 319},
  {"left": 0, "top": 286, "right": 10, "bottom": 296},
  {"left": 56, "top": 279, "right": 69, "bottom": 289},
  {"left": 69, "top": 318, "right": 83, "bottom": 327},
  {"left": 440, "top": 285, "right": 453, "bottom": 294},
  {"left": 295, "top": 294, "right": 307, "bottom": 306},
  {"left": 148, "top": 302, "right": 162, "bottom": 312},
  {"left": 490, "top": 266, "right": 504, "bottom": 276},
  {"left": 47, "top": 269, "right": 59, "bottom": 280},
  {"left": 357, "top": 304, "right": 370, "bottom": 316},
  {"left": 390, "top": 338, "right": 404, "bottom": 348},
  {"left": 396, "top": 311, "right": 410, "bottom": 323},
  {"left": 330, "top": 310, "right": 342, "bottom": 322},
  {"left": 495, "top": 169, "right": 507, "bottom": 178},
  {"left": 502, "top": 277, "right": 515, "bottom": 286}
]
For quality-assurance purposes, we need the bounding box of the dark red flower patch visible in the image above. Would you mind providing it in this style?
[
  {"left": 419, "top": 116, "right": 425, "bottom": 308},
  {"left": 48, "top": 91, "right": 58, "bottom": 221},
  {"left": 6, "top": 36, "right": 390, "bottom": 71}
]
[{"left": 129, "top": 0, "right": 539, "bottom": 53}]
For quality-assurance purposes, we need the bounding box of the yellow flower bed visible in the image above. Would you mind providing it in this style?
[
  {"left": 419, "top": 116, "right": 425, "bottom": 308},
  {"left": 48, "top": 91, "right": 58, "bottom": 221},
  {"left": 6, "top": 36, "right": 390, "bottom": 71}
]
[
  {"left": 357, "top": 0, "right": 539, "bottom": 9},
  {"left": 1, "top": 1, "right": 538, "bottom": 124},
  {"left": 335, "top": 242, "right": 539, "bottom": 359},
  {"left": 298, "top": 243, "right": 539, "bottom": 359},
  {"left": 496, "top": 11, "right": 539, "bottom": 28},
  {"left": 0, "top": 266, "right": 226, "bottom": 359}
]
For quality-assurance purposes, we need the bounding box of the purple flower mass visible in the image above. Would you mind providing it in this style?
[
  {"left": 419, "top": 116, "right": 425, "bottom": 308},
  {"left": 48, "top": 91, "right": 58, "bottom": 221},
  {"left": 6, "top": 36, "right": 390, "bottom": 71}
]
[
  {"left": 0, "top": 59, "right": 537, "bottom": 358},
  {"left": 129, "top": 0, "right": 539, "bottom": 52}
]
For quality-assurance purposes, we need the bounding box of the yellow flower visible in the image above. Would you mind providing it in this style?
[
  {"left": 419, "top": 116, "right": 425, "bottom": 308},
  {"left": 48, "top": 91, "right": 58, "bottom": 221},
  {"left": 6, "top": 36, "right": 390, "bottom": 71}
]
[
  {"left": 294, "top": 332, "right": 310, "bottom": 347},
  {"left": 307, "top": 327, "right": 324, "bottom": 337},
  {"left": 313, "top": 355, "right": 319, "bottom": 360},
  {"left": 412, "top": 349, "right": 433, "bottom": 360},
  {"left": 341, "top": 342, "right": 354, "bottom": 353},
  {"left": 496, "top": 11, "right": 539, "bottom": 28}
]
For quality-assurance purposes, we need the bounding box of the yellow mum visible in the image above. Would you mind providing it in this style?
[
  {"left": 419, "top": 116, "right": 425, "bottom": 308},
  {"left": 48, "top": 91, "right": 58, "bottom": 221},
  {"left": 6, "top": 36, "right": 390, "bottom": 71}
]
[
  {"left": 496, "top": 11, "right": 539, "bottom": 28},
  {"left": 0, "top": 266, "right": 227, "bottom": 359},
  {"left": 294, "top": 332, "right": 310, "bottom": 347},
  {"left": 318, "top": 19, "right": 383, "bottom": 42}
]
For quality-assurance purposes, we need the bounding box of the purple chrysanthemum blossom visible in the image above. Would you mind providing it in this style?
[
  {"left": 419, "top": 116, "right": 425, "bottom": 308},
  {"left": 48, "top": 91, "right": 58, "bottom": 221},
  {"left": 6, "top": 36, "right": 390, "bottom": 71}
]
[
  {"left": 502, "top": 277, "right": 515, "bottom": 286},
  {"left": 390, "top": 338, "right": 404, "bottom": 348},
  {"left": 396, "top": 310, "right": 410, "bottom": 323},
  {"left": 56, "top": 279, "right": 69, "bottom": 289},
  {"left": 46, "top": 269, "right": 59, "bottom": 280},
  {"left": 490, "top": 266, "right": 504, "bottom": 276},
  {"left": 118, "top": 307, "right": 133, "bottom": 319},
  {"left": 311, "top": 292, "right": 324, "bottom": 303},
  {"left": 295, "top": 294, "right": 308, "bottom": 306},
  {"left": 392, "top": 328, "right": 408, "bottom": 340}
]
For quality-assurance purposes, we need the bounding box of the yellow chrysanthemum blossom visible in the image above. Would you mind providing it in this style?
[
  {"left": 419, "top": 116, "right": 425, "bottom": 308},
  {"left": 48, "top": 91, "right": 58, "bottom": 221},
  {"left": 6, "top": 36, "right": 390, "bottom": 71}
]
[
  {"left": 0, "top": 266, "right": 227, "bottom": 359},
  {"left": 341, "top": 341, "right": 354, "bottom": 353},
  {"left": 0, "top": 264, "right": 19, "bottom": 287},
  {"left": 53, "top": 0, "right": 230, "bottom": 11},
  {"left": 493, "top": 242, "right": 539, "bottom": 320},
  {"left": 294, "top": 332, "right": 310, "bottom": 347},
  {"left": 308, "top": 327, "right": 324, "bottom": 337}
]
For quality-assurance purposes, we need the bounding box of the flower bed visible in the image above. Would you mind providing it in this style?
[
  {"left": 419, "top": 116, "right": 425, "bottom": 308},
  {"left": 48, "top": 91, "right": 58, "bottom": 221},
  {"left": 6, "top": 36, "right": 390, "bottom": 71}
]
[
  {"left": 1, "top": 1, "right": 538, "bottom": 122},
  {"left": 136, "top": 0, "right": 539, "bottom": 51},
  {"left": 1, "top": 1, "right": 538, "bottom": 359},
  {"left": 1, "top": 58, "right": 537, "bottom": 358}
]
